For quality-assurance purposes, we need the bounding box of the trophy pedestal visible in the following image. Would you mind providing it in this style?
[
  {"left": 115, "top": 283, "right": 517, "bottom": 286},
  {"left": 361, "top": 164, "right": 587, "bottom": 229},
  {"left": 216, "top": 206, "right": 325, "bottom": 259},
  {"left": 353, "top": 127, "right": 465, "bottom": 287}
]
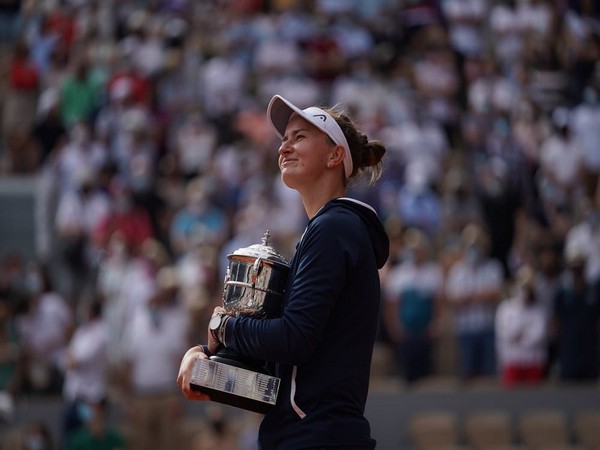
[{"left": 190, "top": 357, "right": 280, "bottom": 415}]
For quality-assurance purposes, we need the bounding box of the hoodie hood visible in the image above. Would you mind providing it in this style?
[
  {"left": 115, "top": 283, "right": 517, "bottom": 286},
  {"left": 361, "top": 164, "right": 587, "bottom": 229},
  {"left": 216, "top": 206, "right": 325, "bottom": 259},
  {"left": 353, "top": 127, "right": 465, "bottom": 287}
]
[{"left": 323, "top": 197, "right": 390, "bottom": 269}]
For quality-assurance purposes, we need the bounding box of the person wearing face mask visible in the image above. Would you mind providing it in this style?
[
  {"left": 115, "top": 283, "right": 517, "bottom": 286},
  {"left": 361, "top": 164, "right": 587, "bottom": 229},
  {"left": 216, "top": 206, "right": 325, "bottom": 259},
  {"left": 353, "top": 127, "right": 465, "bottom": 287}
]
[
  {"left": 65, "top": 397, "right": 125, "bottom": 450},
  {"left": 61, "top": 298, "right": 109, "bottom": 447},
  {"left": 382, "top": 228, "right": 444, "bottom": 384},
  {"left": 177, "top": 94, "right": 388, "bottom": 450},
  {"left": 495, "top": 265, "right": 549, "bottom": 387},
  {"left": 445, "top": 223, "right": 504, "bottom": 381}
]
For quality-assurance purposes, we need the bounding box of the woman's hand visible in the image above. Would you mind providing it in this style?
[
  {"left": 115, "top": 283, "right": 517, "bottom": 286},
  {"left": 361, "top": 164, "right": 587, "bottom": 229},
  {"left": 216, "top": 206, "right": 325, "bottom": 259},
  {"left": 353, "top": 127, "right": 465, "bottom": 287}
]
[
  {"left": 176, "top": 346, "right": 211, "bottom": 401},
  {"left": 208, "top": 306, "right": 227, "bottom": 354}
]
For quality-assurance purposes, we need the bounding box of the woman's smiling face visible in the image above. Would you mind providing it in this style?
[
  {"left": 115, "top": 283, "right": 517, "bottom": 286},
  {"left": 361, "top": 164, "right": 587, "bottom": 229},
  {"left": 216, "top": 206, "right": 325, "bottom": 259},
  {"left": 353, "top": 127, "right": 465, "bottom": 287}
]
[{"left": 278, "top": 113, "right": 334, "bottom": 189}]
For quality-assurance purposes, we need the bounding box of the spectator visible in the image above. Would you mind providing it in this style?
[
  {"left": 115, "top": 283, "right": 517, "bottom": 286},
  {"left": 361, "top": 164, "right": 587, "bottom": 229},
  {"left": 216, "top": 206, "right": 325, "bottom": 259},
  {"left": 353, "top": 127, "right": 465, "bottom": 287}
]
[
  {"left": 532, "top": 238, "right": 563, "bottom": 377},
  {"left": 472, "top": 115, "right": 526, "bottom": 277},
  {"left": 95, "top": 72, "right": 151, "bottom": 162},
  {"left": 564, "top": 199, "right": 600, "bottom": 285},
  {"left": 95, "top": 232, "right": 135, "bottom": 368},
  {"left": 562, "top": 0, "right": 600, "bottom": 105},
  {"left": 121, "top": 266, "right": 190, "bottom": 450},
  {"left": 93, "top": 178, "right": 155, "bottom": 256},
  {"left": 31, "top": 88, "right": 67, "bottom": 165},
  {"left": 298, "top": 17, "right": 346, "bottom": 87},
  {"left": 552, "top": 249, "right": 600, "bottom": 382},
  {"left": 495, "top": 265, "right": 549, "bottom": 387},
  {"left": 441, "top": 0, "right": 488, "bottom": 59},
  {"left": 28, "top": 15, "right": 62, "bottom": 82},
  {"left": 99, "top": 233, "right": 170, "bottom": 370},
  {"left": 169, "top": 176, "right": 229, "bottom": 258},
  {"left": 570, "top": 85, "right": 600, "bottom": 198},
  {"left": 386, "top": 109, "right": 449, "bottom": 190},
  {"left": 105, "top": 56, "right": 152, "bottom": 107},
  {"left": 14, "top": 263, "right": 73, "bottom": 395},
  {"left": 61, "top": 298, "right": 109, "bottom": 445},
  {"left": 54, "top": 120, "right": 108, "bottom": 195},
  {"left": 411, "top": 26, "right": 461, "bottom": 146},
  {"left": 445, "top": 223, "right": 504, "bottom": 381},
  {"left": 2, "top": 39, "right": 40, "bottom": 173},
  {"left": 169, "top": 109, "right": 217, "bottom": 180},
  {"left": 111, "top": 107, "right": 157, "bottom": 194},
  {"left": 130, "top": 20, "right": 167, "bottom": 80},
  {"left": 396, "top": 161, "right": 443, "bottom": 237},
  {"left": 42, "top": 3, "right": 77, "bottom": 56},
  {"left": 537, "top": 107, "right": 586, "bottom": 214},
  {"left": 54, "top": 168, "right": 112, "bottom": 306},
  {"left": 383, "top": 228, "right": 444, "bottom": 384},
  {"left": 59, "top": 58, "right": 102, "bottom": 129},
  {"left": 65, "top": 397, "right": 125, "bottom": 450},
  {"left": 200, "top": 38, "right": 248, "bottom": 142}
]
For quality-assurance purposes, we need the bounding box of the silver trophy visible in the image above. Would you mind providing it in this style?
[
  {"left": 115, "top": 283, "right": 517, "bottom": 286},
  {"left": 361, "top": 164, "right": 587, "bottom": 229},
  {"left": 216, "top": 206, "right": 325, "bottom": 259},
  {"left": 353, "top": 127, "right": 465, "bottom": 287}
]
[{"left": 190, "top": 231, "right": 290, "bottom": 414}]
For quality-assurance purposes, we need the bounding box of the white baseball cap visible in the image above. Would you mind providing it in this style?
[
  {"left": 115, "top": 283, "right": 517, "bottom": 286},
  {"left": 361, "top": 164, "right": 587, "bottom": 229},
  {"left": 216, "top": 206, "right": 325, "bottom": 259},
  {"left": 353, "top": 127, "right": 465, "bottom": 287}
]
[{"left": 267, "top": 95, "right": 353, "bottom": 178}]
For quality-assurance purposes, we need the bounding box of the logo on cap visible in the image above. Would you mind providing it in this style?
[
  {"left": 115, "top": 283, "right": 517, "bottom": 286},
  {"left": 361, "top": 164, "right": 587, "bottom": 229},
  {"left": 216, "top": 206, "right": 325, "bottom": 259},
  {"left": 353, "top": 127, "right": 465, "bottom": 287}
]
[{"left": 312, "top": 114, "right": 327, "bottom": 122}]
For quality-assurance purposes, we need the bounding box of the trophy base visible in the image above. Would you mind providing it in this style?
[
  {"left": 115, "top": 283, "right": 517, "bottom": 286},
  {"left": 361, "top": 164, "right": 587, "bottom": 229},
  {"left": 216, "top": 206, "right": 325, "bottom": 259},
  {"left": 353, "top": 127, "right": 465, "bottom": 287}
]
[{"left": 190, "top": 357, "right": 280, "bottom": 415}]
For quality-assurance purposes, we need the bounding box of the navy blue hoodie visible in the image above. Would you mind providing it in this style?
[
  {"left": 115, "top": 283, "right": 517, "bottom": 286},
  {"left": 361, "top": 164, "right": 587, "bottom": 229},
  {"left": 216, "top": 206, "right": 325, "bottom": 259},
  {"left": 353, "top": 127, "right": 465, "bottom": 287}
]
[{"left": 222, "top": 198, "right": 389, "bottom": 449}]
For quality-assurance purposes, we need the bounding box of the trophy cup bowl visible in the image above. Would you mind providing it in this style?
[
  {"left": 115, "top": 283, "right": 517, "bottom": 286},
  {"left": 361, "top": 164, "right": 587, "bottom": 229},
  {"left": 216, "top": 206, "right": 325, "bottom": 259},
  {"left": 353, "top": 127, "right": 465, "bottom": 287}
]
[{"left": 190, "top": 231, "right": 290, "bottom": 414}]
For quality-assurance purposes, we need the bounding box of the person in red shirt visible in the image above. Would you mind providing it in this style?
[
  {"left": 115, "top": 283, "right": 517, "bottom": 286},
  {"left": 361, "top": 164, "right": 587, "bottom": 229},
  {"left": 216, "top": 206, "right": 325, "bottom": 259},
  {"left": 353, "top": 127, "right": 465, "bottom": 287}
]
[
  {"left": 93, "top": 178, "right": 155, "bottom": 256},
  {"left": 2, "top": 39, "right": 40, "bottom": 172}
]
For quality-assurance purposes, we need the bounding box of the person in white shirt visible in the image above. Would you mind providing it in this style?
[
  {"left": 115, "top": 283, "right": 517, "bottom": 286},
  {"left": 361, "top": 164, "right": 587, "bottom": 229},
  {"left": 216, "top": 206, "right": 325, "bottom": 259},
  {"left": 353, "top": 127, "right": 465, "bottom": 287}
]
[
  {"left": 121, "top": 266, "right": 191, "bottom": 450},
  {"left": 570, "top": 86, "right": 600, "bottom": 197},
  {"left": 495, "top": 265, "right": 549, "bottom": 387},
  {"left": 537, "top": 107, "right": 586, "bottom": 209},
  {"left": 445, "top": 223, "right": 504, "bottom": 380},
  {"left": 61, "top": 298, "right": 109, "bottom": 443},
  {"left": 564, "top": 200, "right": 600, "bottom": 286},
  {"left": 15, "top": 263, "right": 74, "bottom": 395}
]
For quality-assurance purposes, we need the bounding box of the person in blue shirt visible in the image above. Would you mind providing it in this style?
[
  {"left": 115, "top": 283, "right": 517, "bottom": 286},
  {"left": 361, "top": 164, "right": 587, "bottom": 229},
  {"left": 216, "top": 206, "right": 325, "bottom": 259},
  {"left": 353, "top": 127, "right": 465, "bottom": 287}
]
[{"left": 177, "top": 94, "right": 389, "bottom": 449}]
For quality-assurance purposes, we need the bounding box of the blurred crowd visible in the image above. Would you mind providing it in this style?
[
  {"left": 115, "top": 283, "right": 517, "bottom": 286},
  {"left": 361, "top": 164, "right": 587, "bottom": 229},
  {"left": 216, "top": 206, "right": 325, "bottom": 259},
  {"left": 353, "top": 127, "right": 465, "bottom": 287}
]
[{"left": 0, "top": 0, "right": 599, "bottom": 448}]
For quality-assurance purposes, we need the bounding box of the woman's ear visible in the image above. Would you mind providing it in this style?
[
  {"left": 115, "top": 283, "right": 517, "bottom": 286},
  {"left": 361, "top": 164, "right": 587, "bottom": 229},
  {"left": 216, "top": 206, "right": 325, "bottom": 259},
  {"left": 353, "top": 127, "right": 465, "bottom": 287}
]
[{"left": 327, "top": 144, "right": 345, "bottom": 169}]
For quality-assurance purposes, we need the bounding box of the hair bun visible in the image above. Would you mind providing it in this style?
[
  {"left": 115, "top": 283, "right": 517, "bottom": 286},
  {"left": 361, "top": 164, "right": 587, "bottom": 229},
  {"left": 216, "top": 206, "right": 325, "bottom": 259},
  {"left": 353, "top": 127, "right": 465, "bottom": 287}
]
[{"left": 366, "top": 141, "right": 386, "bottom": 167}]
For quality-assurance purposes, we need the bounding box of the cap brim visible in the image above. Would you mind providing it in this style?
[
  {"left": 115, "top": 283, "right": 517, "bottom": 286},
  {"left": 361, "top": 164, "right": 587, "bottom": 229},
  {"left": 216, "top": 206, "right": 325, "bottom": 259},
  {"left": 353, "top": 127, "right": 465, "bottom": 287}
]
[
  {"left": 267, "top": 95, "right": 306, "bottom": 139},
  {"left": 266, "top": 94, "right": 354, "bottom": 178}
]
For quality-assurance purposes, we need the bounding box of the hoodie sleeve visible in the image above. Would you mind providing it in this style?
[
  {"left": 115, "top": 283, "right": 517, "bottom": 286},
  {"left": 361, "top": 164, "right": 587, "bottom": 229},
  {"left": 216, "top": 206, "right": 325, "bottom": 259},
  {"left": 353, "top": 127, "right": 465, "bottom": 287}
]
[{"left": 222, "top": 207, "right": 362, "bottom": 365}]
